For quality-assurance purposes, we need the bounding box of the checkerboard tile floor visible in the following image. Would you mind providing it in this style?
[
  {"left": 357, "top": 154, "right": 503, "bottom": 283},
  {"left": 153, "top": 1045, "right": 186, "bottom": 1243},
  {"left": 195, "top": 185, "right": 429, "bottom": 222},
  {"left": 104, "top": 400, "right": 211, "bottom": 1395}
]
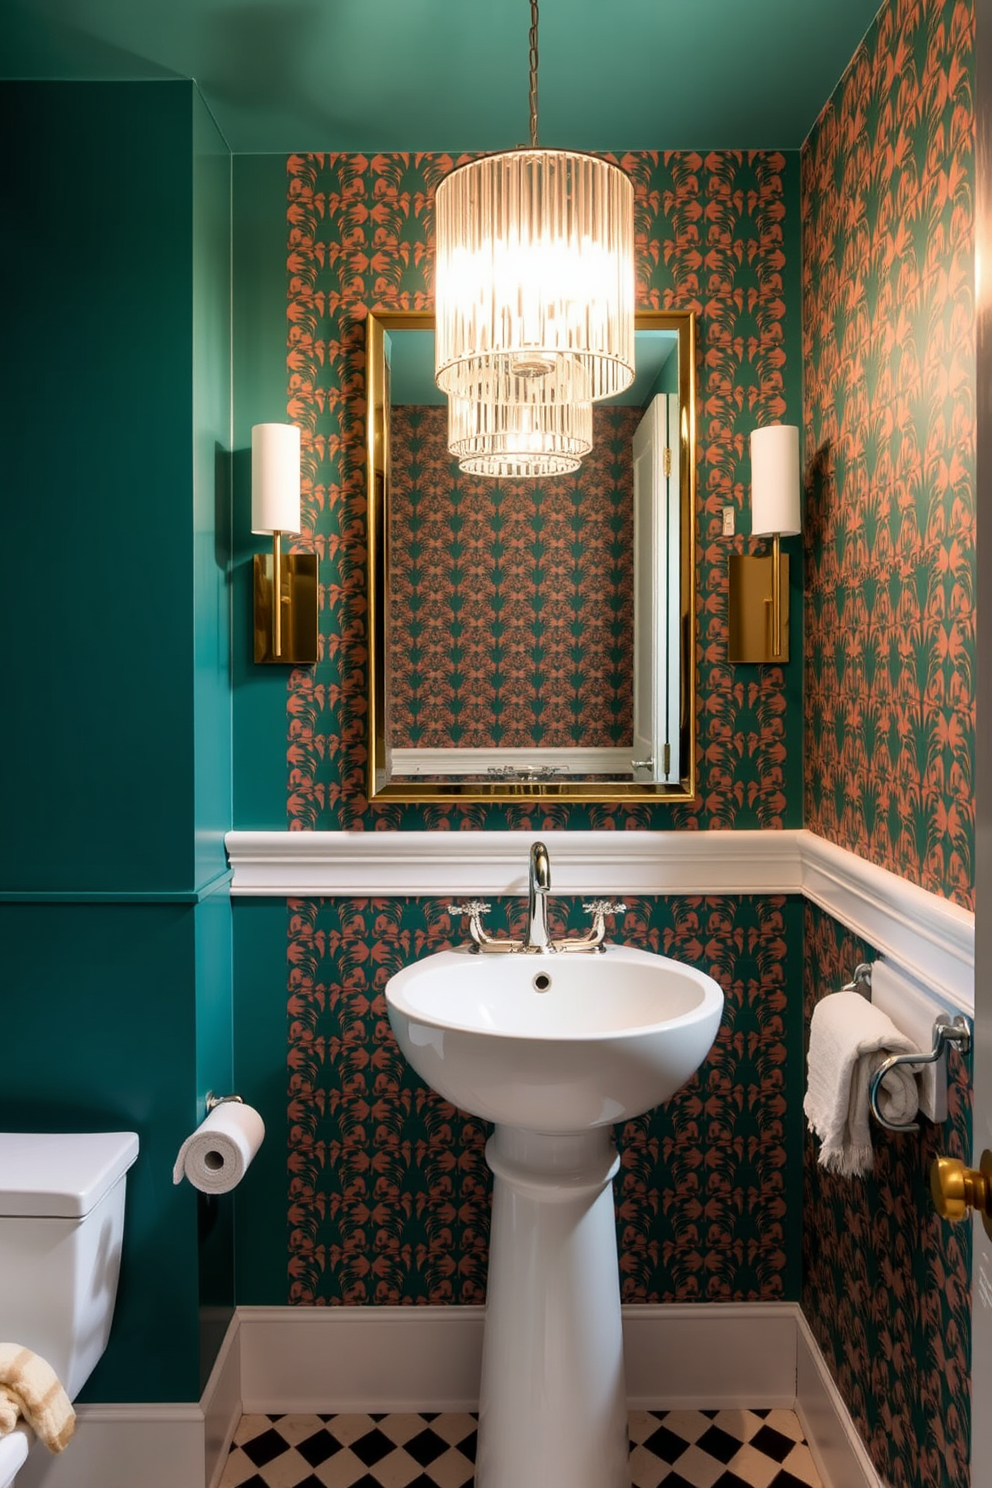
[{"left": 221, "top": 1408, "right": 822, "bottom": 1488}]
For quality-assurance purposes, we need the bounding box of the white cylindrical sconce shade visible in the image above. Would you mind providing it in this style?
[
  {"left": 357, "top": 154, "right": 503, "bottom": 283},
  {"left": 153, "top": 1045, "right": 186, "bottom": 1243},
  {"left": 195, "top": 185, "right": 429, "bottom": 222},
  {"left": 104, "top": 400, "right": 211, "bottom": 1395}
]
[
  {"left": 750, "top": 424, "right": 801, "bottom": 535},
  {"left": 251, "top": 423, "right": 301, "bottom": 535},
  {"left": 434, "top": 149, "right": 635, "bottom": 405}
]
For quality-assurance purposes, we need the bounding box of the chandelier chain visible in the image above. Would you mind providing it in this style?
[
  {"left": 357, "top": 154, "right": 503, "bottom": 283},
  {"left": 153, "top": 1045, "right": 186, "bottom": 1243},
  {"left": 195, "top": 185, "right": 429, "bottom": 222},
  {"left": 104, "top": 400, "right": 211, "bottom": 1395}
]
[{"left": 528, "top": 0, "right": 539, "bottom": 147}]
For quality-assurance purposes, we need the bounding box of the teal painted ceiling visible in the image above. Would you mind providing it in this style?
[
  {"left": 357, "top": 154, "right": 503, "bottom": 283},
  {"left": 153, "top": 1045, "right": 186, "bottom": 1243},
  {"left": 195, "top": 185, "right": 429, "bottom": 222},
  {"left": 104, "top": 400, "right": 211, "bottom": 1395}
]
[{"left": 3, "top": 0, "right": 883, "bottom": 154}]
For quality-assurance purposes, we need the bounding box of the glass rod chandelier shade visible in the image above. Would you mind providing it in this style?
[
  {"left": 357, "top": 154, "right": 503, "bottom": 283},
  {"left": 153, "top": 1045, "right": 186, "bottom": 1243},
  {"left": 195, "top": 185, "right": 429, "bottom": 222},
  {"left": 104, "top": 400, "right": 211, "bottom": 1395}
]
[
  {"left": 448, "top": 391, "right": 593, "bottom": 478},
  {"left": 434, "top": 147, "right": 635, "bottom": 406}
]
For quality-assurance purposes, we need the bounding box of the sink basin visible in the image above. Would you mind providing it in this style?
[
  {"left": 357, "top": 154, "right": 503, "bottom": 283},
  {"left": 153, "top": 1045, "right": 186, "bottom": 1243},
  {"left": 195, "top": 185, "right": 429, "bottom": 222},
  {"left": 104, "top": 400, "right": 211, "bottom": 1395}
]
[{"left": 385, "top": 944, "right": 724, "bottom": 1132}]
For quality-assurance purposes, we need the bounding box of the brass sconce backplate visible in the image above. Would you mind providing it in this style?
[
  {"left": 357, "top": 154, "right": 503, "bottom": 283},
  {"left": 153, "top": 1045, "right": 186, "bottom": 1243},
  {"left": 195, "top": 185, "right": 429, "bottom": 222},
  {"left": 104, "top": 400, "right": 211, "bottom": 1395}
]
[
  {"left": 253, "top": 551, "right": 318, "bottom": 665},
  {"left": 727, "top": 553, "right": 790, "bottom": 664}
]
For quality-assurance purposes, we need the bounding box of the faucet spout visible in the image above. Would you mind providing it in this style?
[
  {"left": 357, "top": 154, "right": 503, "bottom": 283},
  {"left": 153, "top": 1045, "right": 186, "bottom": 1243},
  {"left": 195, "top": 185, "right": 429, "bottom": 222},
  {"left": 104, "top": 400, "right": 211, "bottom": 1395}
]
[{"left": 525, "top": 840, "right": 554, "bottom": 952}]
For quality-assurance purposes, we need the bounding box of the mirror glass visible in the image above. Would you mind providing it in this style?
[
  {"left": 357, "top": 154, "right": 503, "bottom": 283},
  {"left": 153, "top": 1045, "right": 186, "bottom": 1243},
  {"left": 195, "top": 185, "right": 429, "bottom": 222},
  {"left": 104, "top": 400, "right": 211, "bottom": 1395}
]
[{"left": 366, "top": 309, "right": 697, "bottom": 802}]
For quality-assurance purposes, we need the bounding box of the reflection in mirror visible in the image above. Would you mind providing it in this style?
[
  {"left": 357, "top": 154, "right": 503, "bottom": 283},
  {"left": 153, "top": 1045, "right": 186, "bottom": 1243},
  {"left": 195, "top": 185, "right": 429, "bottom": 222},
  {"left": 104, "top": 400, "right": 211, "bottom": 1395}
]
[{"left": 365, "top": 310, "right": 696, "bottom": 803}]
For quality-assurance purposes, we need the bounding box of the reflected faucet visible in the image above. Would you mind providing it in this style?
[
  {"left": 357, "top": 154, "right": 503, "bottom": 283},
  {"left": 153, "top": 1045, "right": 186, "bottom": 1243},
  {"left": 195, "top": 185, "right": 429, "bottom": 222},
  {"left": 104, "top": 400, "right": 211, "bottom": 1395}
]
[{"left": 525, "top": 841, "right": 554, "bottom": 953}]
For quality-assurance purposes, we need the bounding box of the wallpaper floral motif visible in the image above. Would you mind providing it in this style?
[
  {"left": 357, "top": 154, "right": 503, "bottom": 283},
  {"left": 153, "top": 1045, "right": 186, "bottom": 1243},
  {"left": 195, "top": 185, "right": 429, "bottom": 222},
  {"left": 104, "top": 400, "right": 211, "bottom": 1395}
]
[
  {"left": 388, "top": 403, "right": 639, "bottom": 751},
  {"left": 287, "top": 895, "right": 803, "bottom": 1306},
  {"left": 801, "top": 902, "right": 971, "bottom": 1488},
  {"left": 801, "top": 0, "right": 975, "bottom": 908},
  {"left": 284, "top": 149, "right": 801, "bottom": 830}
]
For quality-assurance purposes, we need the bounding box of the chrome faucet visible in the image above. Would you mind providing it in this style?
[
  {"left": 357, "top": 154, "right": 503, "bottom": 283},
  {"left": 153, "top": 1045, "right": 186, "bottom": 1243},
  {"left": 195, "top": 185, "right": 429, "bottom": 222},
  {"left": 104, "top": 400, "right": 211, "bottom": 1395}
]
[
  {"left": 449, "top": 843, "right": 626, "bottom": 955},
  {"left": 524, "top": 840, "right": 554, "bottom": 953}
]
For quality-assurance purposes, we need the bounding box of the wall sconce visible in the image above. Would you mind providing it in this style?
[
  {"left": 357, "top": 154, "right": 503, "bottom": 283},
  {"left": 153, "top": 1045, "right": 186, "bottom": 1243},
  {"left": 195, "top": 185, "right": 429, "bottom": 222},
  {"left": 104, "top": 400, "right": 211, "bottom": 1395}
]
[
  {"left": 252, "top": 423, "right": 317, "bottom": 665},
  {"left": 728, "top": 424, "right": 802, "bottom": 664}
]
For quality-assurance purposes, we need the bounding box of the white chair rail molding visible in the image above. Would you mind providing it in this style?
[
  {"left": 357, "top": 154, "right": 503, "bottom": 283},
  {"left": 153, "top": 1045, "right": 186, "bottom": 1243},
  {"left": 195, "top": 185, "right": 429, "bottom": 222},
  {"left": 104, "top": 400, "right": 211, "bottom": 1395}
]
[{"left": 224, "top": 827, "right": 974, "bottom": 1013}]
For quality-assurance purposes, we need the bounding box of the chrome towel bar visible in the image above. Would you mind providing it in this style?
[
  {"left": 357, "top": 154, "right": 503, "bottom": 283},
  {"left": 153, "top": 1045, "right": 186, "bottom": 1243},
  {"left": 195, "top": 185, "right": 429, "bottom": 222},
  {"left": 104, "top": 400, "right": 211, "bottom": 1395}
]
[
  {"left": 840, "top": 962, "right": 873, "bottom": 997},
  {"left": 868, "top": 1015, "right": 973, "bottom": 1133}
]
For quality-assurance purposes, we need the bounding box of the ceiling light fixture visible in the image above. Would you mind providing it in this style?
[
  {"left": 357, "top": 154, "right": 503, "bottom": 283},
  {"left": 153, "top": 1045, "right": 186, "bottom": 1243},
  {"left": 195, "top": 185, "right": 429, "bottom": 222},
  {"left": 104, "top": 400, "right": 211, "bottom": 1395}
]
[
  {"left": 433, "top": 0, "right": 635, "bottom": 416},
  {"left": 448, "top": 390, "right": 593, "bottom": 478}
]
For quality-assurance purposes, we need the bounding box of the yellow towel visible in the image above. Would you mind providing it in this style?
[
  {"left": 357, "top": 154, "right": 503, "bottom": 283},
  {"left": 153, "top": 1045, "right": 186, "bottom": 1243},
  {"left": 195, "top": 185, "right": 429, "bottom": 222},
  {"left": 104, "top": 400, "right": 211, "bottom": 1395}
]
[{"left": 0, "top": 1343, "right": 75, "bottom": 1453}]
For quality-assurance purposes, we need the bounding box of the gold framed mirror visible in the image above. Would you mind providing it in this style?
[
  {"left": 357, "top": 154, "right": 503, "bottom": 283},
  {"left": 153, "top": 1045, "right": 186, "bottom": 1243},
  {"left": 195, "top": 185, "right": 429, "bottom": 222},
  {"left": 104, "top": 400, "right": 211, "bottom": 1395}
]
[{"left": 366, "top": 309, "right": 697, "bottom": 803}]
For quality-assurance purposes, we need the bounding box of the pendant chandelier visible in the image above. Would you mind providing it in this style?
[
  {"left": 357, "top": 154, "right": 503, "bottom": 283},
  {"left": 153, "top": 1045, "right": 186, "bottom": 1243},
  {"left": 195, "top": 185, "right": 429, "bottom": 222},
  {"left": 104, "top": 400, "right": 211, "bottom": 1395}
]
[
  {"left": 433, "top": 0, "right": 635, "bottom": 424},
  {"left": 448, "top": 391, "right": 593, "bottom": 478}
]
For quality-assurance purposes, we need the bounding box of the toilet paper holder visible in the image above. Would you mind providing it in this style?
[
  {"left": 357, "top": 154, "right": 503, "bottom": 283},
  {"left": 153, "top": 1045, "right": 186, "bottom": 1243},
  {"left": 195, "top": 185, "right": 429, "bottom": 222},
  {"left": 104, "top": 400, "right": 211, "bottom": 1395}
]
[{"left": 205, "top": 1092, "right": 244, "bottom": 1110}]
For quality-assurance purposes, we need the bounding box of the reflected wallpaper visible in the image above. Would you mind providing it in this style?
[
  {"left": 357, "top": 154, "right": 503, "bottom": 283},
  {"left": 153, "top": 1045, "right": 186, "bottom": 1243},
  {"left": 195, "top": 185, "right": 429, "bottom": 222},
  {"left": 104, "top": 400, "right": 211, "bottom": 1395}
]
[{"left": 388, "top": 403, "right": 639, "bottom": 752}]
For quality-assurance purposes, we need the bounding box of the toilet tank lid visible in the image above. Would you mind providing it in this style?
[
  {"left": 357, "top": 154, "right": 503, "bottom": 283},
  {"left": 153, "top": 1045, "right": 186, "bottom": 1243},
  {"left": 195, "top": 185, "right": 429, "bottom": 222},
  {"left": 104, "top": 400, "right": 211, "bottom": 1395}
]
[{"left": 0, "top": 1132, "right": 139, "bottom": 1217}]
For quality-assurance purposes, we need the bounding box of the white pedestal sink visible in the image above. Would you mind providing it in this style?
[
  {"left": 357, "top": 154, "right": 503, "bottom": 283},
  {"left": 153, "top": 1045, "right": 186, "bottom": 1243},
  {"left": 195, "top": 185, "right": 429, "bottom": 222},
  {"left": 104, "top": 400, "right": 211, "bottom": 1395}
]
[{"left": 385, "top": 944, "right": 724, "bottom": 1488}]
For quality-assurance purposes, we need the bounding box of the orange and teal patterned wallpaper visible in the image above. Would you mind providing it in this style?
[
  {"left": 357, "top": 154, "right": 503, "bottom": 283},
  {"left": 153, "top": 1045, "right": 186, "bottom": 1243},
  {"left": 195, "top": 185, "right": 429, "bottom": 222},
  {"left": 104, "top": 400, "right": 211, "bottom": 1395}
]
[
  {"left": 802, "top": 903, "right": 971, "bottom": 1488},
  {"left": 802, "top": 0, "right": 975, "bottom": 910},
  {"left": 287, "top": 894, "right": 803, "bottom": 1305},
  {"left": 800, "top": 2, "right": 974, "bottom": 1483},
  {"left": 270, "top": 150, "right": 807, "bottom": 1314},
  {"left": 283, "top": 148, "right": 802, "bottom": 830},
  {"left": 388, "top": 403, "right": 639, "bottom": 751}
]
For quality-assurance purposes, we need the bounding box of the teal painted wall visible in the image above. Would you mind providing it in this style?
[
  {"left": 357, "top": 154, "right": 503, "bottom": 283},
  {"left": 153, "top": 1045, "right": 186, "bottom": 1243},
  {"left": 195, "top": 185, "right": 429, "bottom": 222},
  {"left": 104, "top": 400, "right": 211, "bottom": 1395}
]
[
  {"left": 0, "top": 901, "right": 202, "bottom": 1399},
  {"left": 0, "top": 79, "right": 234, "bottom": 1402},
  {"left": 231, "top": 153, "right": 293, "bottom": 828},
  {"left": 193, "top": 88, "right": 235, "bottom": 888},
  {"left": 1, "top": 81, "right": 195, "bottom": 893}
]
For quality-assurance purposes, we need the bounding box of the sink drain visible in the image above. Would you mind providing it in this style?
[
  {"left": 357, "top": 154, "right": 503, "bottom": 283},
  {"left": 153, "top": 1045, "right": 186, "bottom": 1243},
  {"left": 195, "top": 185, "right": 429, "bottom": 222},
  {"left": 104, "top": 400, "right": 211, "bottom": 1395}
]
[{"left": 532, "top": 972, "right": 553, "bottom": 993}]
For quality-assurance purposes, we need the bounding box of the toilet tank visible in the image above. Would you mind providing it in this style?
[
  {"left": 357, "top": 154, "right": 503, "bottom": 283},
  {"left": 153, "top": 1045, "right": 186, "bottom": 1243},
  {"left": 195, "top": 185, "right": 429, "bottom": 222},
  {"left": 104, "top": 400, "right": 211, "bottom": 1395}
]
[{"left": 0, "top": 1132, "right": 139, "bottom": 1400}]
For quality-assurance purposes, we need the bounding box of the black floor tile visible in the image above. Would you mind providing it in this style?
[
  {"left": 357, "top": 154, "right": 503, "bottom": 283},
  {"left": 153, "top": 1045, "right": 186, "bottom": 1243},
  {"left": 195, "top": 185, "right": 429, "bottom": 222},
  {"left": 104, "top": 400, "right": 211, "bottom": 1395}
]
[{"left": 222, "top": 1407, "right": 821, "bottom": 1488}]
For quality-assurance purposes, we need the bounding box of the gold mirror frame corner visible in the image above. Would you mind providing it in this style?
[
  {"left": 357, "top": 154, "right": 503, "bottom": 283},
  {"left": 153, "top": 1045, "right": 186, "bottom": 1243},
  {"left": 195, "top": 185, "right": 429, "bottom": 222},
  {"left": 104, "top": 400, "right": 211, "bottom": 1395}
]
[{"left": 365, "top": 307, "right": 698, "bottom": 805}]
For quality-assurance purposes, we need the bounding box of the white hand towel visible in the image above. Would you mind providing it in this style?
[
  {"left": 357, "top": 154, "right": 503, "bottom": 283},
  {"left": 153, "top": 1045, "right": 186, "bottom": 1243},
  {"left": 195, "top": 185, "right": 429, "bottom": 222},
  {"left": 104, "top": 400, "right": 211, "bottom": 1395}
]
[{"left": 804, "top": 991, "right": 920, "bottom": 1177}]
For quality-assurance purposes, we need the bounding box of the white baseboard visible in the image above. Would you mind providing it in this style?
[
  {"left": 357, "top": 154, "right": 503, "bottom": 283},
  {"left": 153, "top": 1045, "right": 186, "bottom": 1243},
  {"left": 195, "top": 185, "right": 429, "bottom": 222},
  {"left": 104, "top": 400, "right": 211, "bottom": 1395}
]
[
  {"left": 203, "top": 1311, "right": 242, "bottom": 1488},
  {"left": 237, "top": 1304, "right": 883, "bottom": 1486},
  {"left": 622, "top": 1303, "right": 798, "bottom": 1409},
  {"left": 15, "top": 1314, "right": 243, "bottom": 1488},
  {"left": 795, "top": 1310, "right": 884, "bottom": 1488},
  {"left": 237, "top": 1301, "right": 809, "bottom": 1414},
  {"left": 35, "top": 1304, "right": 883, "bottom": 1488},
  {"left": 15, "top": 1405, "right": 205, "bottom": 1488},
  {"left": 238, "top": 1305, "right": 486, "bottom": 1414}
]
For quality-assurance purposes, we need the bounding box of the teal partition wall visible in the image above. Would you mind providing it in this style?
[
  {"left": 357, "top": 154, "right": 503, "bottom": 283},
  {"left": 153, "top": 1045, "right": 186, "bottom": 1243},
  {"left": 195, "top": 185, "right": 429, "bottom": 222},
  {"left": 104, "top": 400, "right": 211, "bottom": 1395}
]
[
  {"left": 0, "top": 901, "right": 202, "bottom": 1400},
  {"left": 0, "top": 80, "right": 233, "bottom": 1402},
  {"left": 231, "top": 152, "right": 294, "bottom": 828},
  {"left": 1, "top": 82, "right": 195, "bottom": 893}
]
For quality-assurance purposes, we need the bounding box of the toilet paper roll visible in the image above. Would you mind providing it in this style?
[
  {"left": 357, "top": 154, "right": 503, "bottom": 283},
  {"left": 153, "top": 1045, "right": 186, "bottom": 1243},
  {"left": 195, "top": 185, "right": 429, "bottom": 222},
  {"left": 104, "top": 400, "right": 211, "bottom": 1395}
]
[{"left": 172, "top": 1103, "right": 265, "bottom": 1194}]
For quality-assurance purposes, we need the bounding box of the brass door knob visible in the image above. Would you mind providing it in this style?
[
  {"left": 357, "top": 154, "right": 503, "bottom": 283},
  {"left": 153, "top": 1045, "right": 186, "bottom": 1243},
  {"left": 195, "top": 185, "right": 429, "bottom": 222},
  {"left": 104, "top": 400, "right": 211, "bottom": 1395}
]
[{"left": 931, "top": 1151, "right": 992, "bottom": 1238}]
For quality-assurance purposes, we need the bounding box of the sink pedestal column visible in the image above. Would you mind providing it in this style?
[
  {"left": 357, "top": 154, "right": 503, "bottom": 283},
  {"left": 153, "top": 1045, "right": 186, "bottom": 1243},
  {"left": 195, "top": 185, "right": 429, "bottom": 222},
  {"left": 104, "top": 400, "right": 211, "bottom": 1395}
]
[{"left": 476, "top": 1125, "right": 630, "bottom": 1488}]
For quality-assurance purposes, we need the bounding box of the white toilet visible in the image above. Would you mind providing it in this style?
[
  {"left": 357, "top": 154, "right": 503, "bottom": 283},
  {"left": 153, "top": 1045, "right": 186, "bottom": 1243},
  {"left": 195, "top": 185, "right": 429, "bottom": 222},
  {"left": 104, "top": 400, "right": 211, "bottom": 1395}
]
[{"left": 0, "top": 1131, "right": 139, "bottom": 1486}]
